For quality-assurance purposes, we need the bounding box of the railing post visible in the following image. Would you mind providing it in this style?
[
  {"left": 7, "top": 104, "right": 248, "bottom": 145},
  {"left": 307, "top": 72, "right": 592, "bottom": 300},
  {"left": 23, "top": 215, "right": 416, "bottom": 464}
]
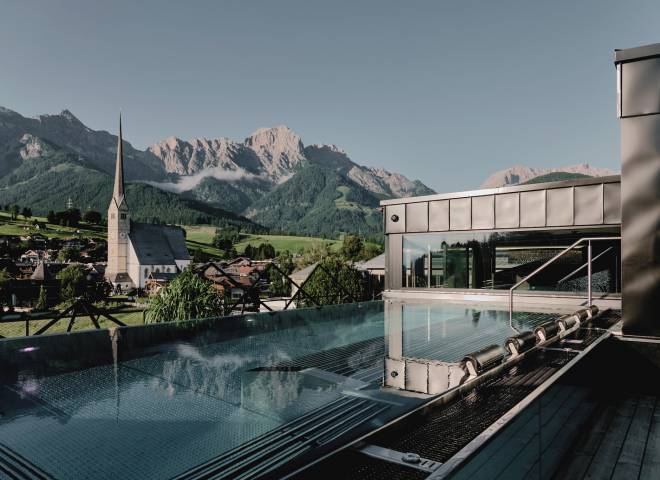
[
  {"left": 587, "top": 240, "right": 592, "bottom": 306},
  {"left": 509, "top": 290, "right": 513, "bottom": 328}
]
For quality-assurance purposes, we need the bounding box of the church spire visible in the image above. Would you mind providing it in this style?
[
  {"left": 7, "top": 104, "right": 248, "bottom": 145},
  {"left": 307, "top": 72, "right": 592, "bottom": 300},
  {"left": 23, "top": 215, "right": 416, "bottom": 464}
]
[{"left": 113, "top": 113, "right": 125, "bottom": 202}]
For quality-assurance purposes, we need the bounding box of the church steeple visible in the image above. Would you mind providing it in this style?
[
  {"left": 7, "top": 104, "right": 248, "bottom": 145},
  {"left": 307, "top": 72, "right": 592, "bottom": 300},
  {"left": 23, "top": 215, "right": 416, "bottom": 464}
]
[
  {"left": 106, "top": 113, "right": 131, "bottom": 287},
  {"left": 113, "top": 113, "right": 125, "bottom": 204}
]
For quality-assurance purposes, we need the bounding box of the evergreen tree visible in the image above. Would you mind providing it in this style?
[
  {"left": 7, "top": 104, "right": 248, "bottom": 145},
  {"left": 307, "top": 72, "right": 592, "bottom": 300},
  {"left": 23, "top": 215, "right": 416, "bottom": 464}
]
[
  {"left": 9, "top": 204, "right": 19, "bottom": 221},
  {"left": 35, "top": 285, "right": 48, "bottom": 311},
  {"left": 0, "top": 269, "right": 11, "bottom": 307},
  {"left": 340, "top": 234, "right": 363, "bottom": 261},
  {"left": 83, "top": 210, "right": 102, "bottom": 224},
  {"left": 21, "top": 207, "right": 32, "bottom": 221}
]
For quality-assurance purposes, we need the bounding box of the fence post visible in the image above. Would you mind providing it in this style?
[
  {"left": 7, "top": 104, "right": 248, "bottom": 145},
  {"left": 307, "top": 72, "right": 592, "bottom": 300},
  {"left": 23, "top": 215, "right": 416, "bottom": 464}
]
[{"left": 587, "top": 240, "right": 592, "bottom": 306}]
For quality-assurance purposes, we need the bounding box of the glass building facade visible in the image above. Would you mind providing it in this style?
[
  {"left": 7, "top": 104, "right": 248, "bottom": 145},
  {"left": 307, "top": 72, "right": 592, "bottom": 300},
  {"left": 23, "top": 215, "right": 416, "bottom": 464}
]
[{"left": 401, "top": 227, "right": 621, "bottom": 293}]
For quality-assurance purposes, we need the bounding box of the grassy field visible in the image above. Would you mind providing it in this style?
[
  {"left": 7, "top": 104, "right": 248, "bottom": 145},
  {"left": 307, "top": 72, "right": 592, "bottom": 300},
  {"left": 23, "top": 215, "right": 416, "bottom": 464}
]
[
  {"left": 185, "top": 225, "right": 342, "bottom": 256},
  {"left": 0, "top": 211, "right": 374, "bottom": 260},
  {"left": 0, "top": 308, "right": 146, "bottom": 338},
  {"left": 0, "top": 211, "right": 106, "bottom": 240}
]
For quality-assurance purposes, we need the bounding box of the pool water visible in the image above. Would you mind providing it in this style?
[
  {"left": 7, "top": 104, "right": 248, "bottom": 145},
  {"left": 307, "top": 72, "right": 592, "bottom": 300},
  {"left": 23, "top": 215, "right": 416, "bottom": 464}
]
[{"left": 0, "top": 301, "right": 558, "bottom": 479}]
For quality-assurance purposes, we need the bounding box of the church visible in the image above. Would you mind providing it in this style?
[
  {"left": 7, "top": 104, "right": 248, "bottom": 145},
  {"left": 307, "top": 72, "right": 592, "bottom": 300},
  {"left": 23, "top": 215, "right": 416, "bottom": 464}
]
[{"left": 105, "top": 116, "right": 191, "bottom": 291}]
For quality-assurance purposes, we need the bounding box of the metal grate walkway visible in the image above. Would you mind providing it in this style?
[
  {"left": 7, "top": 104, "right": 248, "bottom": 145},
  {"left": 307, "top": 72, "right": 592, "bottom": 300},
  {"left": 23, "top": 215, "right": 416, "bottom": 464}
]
[{"left": 173, "top": 396, "right": 389, "bottom": 480}]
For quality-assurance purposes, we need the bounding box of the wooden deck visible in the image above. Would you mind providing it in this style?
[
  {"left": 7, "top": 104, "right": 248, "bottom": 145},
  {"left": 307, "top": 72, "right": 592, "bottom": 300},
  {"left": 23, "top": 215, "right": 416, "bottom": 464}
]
[{"left": 553, "top": 393, "right": 660, "bottom": 479}]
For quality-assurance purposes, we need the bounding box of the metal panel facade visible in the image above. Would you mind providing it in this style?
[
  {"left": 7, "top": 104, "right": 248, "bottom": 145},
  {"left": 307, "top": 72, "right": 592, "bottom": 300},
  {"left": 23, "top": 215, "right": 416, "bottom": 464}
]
[
  {"left": 520, "top": 190, "right": 546, "bottom": 228},
  {"left": 405, "top": 202, "right": 428, "bottom": 232},
  {"left": 574, "top": 184, "right": 604, "bottom": 226},
  {"left": 604, "top": 182, "right": 621, "bottom": 224},
  {"left": 546, "top": 187, "right": 574, "bottom": 226},
  {"left": 616, "top": 43, "right": 660, "bottom": 336},
  {"left": 387, "top": 234, "right": 403, "bottom": 290},
  {"left": 385, "top": 204, "right": 405, "bottom": 233},
  {"left": 621, "top": 57, "right": 660, "bottom": 117},
  {"left": 472, "top": 195, "right": 495, "bottom": 229},
  {"left": 495, "top": 193, "right": 519, "bottom": 229},
  {"left": 449, "top": 198, "right": 471, "bottom": 230},
  {"left": 382, "top": 178, "right": 619, "bottom": 234},
  {"left": 429, "top": 200, "right": 449, "bottom": 231},
  {"left": 381, "top": 175, "right": 620, "bottom": 291},
  {"left": 621, "top": 115, "right": 660, "bottom": 335}
]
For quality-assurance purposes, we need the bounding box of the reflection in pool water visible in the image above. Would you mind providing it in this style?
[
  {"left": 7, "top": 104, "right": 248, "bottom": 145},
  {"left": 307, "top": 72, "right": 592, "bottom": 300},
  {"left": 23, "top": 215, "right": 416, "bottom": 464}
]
[{"left": 0, "top": 301, "right": 559, "bottom": 479}]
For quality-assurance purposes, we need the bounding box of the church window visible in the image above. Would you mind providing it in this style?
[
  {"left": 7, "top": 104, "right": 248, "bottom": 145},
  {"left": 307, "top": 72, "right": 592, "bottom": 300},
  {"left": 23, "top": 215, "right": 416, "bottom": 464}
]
[
  {"left": 120, "top": 213, "right": 127, "bottom": 219},
  {"left": 110, "top": 214, "right": 115, "bottom": 219},
  {"left": 144, "top": 268, "right": 148, "bottom": 277}
]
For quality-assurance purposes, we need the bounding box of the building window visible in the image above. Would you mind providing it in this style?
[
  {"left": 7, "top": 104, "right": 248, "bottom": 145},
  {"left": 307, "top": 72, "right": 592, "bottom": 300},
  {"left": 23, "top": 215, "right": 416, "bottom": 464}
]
[
  {"left": 402, "top": 228, "right": 621, "bottom": 293},
  {"left": 120, "top": 213, "right": 126, "bottom": 219},
  {"left": 110, "top": 214, "right": 115, "bottom": 219},
  {"left": 144, "top": 268, "right": 148, "bottom": 277}
]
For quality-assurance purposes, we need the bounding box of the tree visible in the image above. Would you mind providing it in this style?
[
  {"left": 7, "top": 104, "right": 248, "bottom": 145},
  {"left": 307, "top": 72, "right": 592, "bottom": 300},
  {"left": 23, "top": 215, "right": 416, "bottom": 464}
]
[
  {"left": 340, "top": 234, "right": 364, "bottom": 261},
  {"left": 300, "top": 255, "right": 367, "bottom": 306},
  {"left": 21, "top": 207, "right": 32, "bottom": 221},
  {"left": 47, "top": 210, "right": 57, "bottom": 224},
  {"left": 83, "top": 210, "right": 102, "bottom": 224},
  {"left": 192, "top": 249, "right": 211, "bottom": 263},
  {"left": 361, "top": 242, "right": 383, "bottom": 260},
  {"left": 269, "top": 250, "right": 294, "bottom": 296},
  {"left": 57, "top": 264, "right": 87, "bottom": 304},
  {"left": 145, "top": 268, "right": 222, "bottom": 323},
  {"left": 223, "top": 246, "right": 238, "bottom": 259},
  {"left": 35, "top": 285, "right": 48, "bottom": 311},
  {"left": 213, "top": 226, "right": 240, "bottom": 249},
  {"left": 256, "top": 243, "right": 276, "bottom": 260},
  {"left": 299, "top": 241, "right": 332, "bottom": 268},
  {"left": 59, "top": 247, "right": 80, "bottom": 262},
  {"left": 9, "top": 204, "right": 19, "bottom": 221},
  {"left": 0, "top": 269, "right": 11, "bottom": 307}
]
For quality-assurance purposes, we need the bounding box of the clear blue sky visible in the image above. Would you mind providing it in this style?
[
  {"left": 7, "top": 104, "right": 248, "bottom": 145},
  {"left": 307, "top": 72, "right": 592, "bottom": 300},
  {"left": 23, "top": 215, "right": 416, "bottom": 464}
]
[{"left": 1, "top": 0, "right": 658, "bottom": 192}]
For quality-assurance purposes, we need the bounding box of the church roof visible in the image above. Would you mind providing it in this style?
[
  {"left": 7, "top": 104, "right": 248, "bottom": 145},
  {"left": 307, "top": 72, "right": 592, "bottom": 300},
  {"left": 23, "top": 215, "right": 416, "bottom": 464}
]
[
  {"left": 129, "top": 223, "right": 190, "bottom": 265},
  {"left": 113, "top": 114, "right": 126, "bottom": 206}
]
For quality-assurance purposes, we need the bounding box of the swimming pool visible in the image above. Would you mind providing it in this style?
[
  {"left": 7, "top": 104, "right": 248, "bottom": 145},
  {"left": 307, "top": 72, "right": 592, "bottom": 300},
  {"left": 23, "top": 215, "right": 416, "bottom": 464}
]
[{"left": 0, "top": 301, "right": 560, "bottom": 479}]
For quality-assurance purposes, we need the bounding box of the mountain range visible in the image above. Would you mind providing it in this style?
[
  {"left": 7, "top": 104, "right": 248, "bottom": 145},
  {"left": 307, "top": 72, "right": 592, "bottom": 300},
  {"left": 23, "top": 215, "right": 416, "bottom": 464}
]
[
  {"left": 480, "top": 164, "right": 617, "bottom": 188},
  {"left": 0, "top": 107, "right": 434, "bottom": 237}
]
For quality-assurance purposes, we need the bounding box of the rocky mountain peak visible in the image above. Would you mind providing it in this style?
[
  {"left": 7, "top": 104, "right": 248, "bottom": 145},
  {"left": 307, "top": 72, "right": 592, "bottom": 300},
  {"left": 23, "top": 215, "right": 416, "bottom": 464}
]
[
  {"left": 244, "top": 125, "right": 306, "bottom": 179},
  {"left": 18, "top": 134, "right": 53, "bottom": 160},
  {"left": 60, "top": 109, "right": 80, "bottom": 123}
]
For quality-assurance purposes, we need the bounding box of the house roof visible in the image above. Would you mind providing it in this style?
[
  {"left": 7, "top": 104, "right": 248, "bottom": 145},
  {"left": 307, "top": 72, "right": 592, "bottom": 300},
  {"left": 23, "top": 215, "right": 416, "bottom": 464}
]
[
  {"left": 30, "top": 262, "right": 53, "bottom": 282},
  {"left": 355, "top": 253, "right": 385, "bottom": 271},
  {"left": 109, "top": 272, "right": 132, "bottom": 283},
  {"left": 290, "top": 262, "right": 319, "bottom": 282},
  {"left": 129, "top": 223, "right": 190, "bottom": 265}
]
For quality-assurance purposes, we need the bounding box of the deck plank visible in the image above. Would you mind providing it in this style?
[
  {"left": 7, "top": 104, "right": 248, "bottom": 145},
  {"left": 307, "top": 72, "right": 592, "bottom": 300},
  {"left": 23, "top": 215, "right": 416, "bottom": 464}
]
[
  {"left": 640, "top": 399, "right": 660, "bottom": 480},
  {"left": 584, "top": 395, "right": 638, "bottom": 480},
  {"left": 551, "top": 401, "right": 617, "bottom": 479},
  {"left": 612, "top": 395, "right": 656, "bottom": 480}
]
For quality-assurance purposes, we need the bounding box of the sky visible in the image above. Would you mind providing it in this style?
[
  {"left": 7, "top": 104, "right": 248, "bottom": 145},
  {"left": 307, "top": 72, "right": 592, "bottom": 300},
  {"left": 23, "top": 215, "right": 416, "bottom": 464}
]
[{"left": 1, "top": 0, "right": 659, "bottom": 192}]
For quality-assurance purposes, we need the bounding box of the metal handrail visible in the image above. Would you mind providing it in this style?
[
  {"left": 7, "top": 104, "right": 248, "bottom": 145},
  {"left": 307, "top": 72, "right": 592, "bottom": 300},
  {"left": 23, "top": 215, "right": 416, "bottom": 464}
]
[{"left": 508, "top": 236, "right": 621, "bottom": 329}]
